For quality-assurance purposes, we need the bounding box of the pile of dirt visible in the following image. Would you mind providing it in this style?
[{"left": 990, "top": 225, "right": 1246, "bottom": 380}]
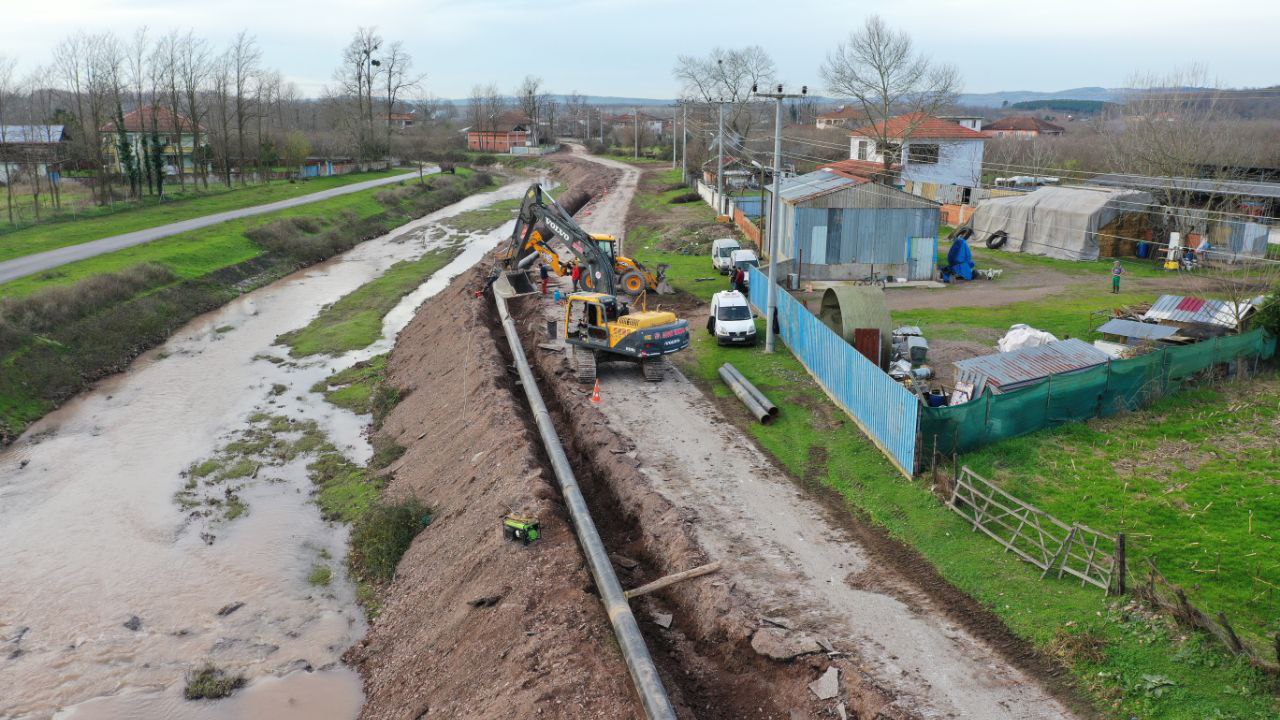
[{"left": 344, "top": 266, "right": 640, "bottom": 719}]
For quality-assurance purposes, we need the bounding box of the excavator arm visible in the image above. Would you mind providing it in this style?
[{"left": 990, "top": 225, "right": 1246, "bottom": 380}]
[{"left": 506, "top": 184, "right": 617, "bottom": 296}]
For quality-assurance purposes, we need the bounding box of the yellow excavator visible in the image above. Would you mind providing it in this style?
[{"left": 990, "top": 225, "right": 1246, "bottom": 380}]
[
  {"left": 503, "top": 187, "right": 673, "bottom": 295},
  {"left": 499, "top": 184, "right": 689, "bottom": 382}
]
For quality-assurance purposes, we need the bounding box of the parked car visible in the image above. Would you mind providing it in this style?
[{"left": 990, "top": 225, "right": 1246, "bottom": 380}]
[
  {"left": 706, "top": 290, "right": 757, "bottom": 345},
  {"left": 729, "top": 249, "right": 759, "bottom": 286},
  {"left": 711, "top": 238, "right": 741, "bottom": 274}
]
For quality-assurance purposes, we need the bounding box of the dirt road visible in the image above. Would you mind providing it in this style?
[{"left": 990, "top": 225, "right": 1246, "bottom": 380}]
[{"left": 565, "top": 150, "right": 1079, "bottom": 719}]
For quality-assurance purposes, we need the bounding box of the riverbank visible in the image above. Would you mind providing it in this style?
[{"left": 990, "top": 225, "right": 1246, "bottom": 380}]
[{"left": 0, "top": 169, "right": 495, "bottom": 442}]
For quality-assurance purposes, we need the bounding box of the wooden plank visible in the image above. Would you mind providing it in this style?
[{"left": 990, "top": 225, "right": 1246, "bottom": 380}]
[{"left": 624, "top": 561, "right": 722, "bottom": 600}]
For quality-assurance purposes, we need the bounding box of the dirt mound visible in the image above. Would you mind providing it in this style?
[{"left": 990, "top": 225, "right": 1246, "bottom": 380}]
[{"left": 345, "top": 266, "right": 640, "bottom": 719}]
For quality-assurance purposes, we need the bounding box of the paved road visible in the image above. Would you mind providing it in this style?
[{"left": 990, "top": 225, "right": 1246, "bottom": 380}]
[{"left": 0, "top": 170, "right": 428, "bottom": 285}]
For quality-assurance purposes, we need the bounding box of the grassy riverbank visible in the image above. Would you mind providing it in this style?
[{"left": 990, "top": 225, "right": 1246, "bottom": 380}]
[{"left": 0, "top": 169, "right": 496, "bottom": 442}]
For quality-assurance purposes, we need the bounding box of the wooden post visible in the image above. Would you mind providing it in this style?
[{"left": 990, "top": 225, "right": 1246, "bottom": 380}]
[
  {"left": 1274, "top": 632, "right": 1279, "bottom": 666},
  {"left": 1217, "top": 612, "right": 1245, "bottom": 655},
  {"left": 1113, "top": 533, "right": 1127, "bottom": 595},
  {"left": 931, "top": 436, "right": 940, "bottom": 489}
]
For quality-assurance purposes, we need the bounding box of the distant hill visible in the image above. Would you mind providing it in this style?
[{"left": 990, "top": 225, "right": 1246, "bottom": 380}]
[
  {"left": 1010, "top": 99, "right": 1114, "bottom": 114},
  {"left": 441, "top": 94, "right": 675, "bottom": 107},
  {"left": 958, "top": 87, "right": 1120, "bottom": 108}
]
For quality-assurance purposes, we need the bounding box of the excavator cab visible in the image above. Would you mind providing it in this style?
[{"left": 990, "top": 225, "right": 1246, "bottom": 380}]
[{"left": 562, "top": 292, "right": 688, "bottom": 383}]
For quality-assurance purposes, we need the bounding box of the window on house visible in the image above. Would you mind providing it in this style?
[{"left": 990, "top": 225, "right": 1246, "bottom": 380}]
[
  {"left": 856, "top": 141, "right": 868, "bottom": 160},
  {"left": 908, "top": 144, "right": 940, "bottom": 165}
]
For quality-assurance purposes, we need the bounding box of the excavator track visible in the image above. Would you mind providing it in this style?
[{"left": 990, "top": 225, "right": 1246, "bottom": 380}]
[
  {"left": 574, "top": 347, "right": 598, "bottom": 384},
  {"left": 641, "top": 356, "right": 668, "bottom": 382}
]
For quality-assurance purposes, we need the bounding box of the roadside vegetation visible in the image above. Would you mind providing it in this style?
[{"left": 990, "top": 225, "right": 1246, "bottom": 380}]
[
  {"left": 629, "top": 164, "right": 1280, "bottom": 719},
  {"left": 0, "top": 168, "right": 495, "bottom": 442}
]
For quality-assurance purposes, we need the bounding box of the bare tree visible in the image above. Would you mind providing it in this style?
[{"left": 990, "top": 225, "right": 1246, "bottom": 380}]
[
  {"left": 516, "top": 75, "right": 544, "bottom": 145},
  {"left": 820, "top": 14, "right": 961, "bottom": 179},
  {"left": 334, "top": 27, "right": 383, "bottom": 163},
  {"left": 209, "top": 49, "right": 234, "bottom": 187},
  {"left": 229, "top": 31, "right": 261, "bottom": 185},
  {"left": 0, "top": 55, "right": 17, "bottom": 224},
  {"left": 673, "top": 46, "right": 775, "bottom": 138},
  {"left": 177, "top": 31, "right": 210, "bottom": 188},
  {"left": 379, "top": 41, "right": 422, "bottom": 164}
]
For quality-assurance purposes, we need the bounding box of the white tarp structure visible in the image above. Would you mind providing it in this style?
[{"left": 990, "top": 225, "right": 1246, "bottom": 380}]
[
  {"left": 997, "top": 324, "right": 1059, "bottom": 353},
  {"left": 970, "top": 186, "right": 1153, "bottom": 261}
]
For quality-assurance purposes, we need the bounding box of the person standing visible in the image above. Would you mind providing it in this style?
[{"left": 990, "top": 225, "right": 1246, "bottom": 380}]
[
  {"left": 1111, "top": 260, "right": 1123, "bottom": 294},
  {"left": 539, "top": 262, "right": 550, "bottom": 296},
  {"left": 570, "top": 262, "right": 582, "bottom": 291}
]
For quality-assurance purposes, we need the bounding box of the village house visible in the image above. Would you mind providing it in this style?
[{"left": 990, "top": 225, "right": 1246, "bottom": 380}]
[
  {"left": 815, "top": 105, "right": 865, "bottom": 129},
  {"left": 0, "top": 125, "right": 67, "bottom": 184},
  {"left": 386, "top": 110, "right": 416, "bottom": 130},
  {"left": 849, "top": 112, "right": 989, "bottom": 204},
  {"left": 100, "top": 106, "right": 201, "bottom": 175},
  {"left": 604, "top": 112, "right": 669, "bottom": 140},
  {"left": 984, "top": 116, "right": 1065, "bottom": 138},
  {"left": 465, "top": 111, "right": 533, "bottom": 152}
]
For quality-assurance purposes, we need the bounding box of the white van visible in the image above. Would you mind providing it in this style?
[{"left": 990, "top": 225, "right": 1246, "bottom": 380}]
[
  {"left": 711, "top": 238, "right": 741, "bottom": 274},
  {"left": 707, "top": 290, "right": 757, "bottom": 345},
  {"left": 729, "top": 249, "right": 759, "bottom": 286}
]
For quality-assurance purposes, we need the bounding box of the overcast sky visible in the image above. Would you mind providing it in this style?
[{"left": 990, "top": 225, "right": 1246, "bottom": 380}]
[{"left": 2, "top": 0, "right": 1276, "bottom": 99}]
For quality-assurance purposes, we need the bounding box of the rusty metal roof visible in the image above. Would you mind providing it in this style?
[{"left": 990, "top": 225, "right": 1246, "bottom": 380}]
[
  {"left": 1141, "top": 294, "right": 1253, "bottom": 329},
  {"left": 1097, "top": 318, "right": 1179, "bottom": 340},
  {"left": 954, "top": 339, "right": 1110, "bottom": 392}
]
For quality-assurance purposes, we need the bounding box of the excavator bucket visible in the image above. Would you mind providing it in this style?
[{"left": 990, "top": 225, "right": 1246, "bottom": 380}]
[
  {"left": 653, "top": 263, "right": 675, "bottom": 295},
  {"left": 492, "top": 270, "right": 538, "bottom": 299}
]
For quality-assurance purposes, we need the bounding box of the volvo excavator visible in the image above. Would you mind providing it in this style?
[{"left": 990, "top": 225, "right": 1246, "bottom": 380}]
[
  {"left": 498, "top": 184, "right": 689, "bottom": 382},
  {"left": 503, "top": 186, "right": 673, "bottom": 296}
]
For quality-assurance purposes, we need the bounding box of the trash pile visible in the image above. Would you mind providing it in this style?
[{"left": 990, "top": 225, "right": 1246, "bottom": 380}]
[{"left": 888, "top": 326, "right": 947, "bottom": 406}]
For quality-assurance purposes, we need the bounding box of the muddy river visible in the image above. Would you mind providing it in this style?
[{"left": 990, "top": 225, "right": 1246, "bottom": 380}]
[{"left": 0, "top": 181, "right": 531, "bottom": 719}]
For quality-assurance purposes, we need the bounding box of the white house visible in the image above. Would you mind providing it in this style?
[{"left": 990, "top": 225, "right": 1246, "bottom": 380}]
[{"left": 848, "top": 113, "right": 989, "bottom": 204}]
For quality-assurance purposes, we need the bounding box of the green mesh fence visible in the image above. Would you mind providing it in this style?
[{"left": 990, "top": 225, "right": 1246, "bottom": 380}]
[{"left": 922, "top": 329, "right": 1276, "bottom": 456}]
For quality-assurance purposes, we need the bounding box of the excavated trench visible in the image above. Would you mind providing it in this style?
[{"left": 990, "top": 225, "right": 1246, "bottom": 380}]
[{"left": 487, "top": 293, "right": 880, "bottom": 719}]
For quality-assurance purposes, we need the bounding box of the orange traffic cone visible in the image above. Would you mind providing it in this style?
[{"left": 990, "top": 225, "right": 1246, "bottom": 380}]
[{"left": 591, "top": 379, "right": 602, "bottom": 404}]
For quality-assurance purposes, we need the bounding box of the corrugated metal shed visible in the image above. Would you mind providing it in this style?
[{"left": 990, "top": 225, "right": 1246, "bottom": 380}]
[
  {"left": 1097, "top": 318, "right": 1179, "bottom": 340},
  {"left": 1142, "top": 295, "right": 1253, "bottom": 329},
  {"left": 0, "top": 125, "right": 65, "bottom": 144},
  {"left": 954, "top": 339, "right": 1110, "bottom": 394}
]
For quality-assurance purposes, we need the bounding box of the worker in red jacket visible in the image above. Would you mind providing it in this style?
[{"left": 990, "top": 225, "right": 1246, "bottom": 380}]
[{"left": 570, "top": 262, "right": 582, "bottom": 291}]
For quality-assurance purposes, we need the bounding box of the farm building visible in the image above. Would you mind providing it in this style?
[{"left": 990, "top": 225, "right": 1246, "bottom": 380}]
[
  {"left": 764, "top": 167, "right": 941, "bottom": 284},
  {"left": 968, "top": 185, "right": 1154, "bottom": 261},
  {"left": 464, "top": 111, "right": 532, "bottom": 153}
]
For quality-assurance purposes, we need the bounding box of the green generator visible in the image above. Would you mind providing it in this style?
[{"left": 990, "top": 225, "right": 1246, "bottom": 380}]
[{"left": 503, "top": 514, "right": 540, "bottom": 545}]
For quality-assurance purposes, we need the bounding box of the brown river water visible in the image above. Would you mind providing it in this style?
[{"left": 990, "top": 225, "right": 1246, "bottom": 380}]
[{"left": 0, "top": 181, "right": 532, "bottom": 719}]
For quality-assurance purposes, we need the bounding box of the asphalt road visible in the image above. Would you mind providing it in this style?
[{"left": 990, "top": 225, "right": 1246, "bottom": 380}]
[{"left": 0, "top": 170, "right": 427, "bottom": 285}]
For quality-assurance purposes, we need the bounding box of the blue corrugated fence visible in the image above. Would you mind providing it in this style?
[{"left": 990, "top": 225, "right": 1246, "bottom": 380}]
[{"left": 747, "top": 265, "right": 919, "bottom": 475}]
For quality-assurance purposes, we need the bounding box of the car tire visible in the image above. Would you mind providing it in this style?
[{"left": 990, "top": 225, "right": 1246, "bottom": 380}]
[{"left": 986, "top": 231, "right": 1008, "bottom": 249}]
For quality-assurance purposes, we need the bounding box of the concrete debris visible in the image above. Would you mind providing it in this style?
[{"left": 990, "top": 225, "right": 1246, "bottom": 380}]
[
  {"left": 216, "top": 601, "right": 245, "bottom": 617},
  {"left": 809, "top": 666, "right": 840, "bottom": 700},
  {"left": 751, "top": 628, "right": 822, "bottom": 661},
  {"left": 817, "top": 636, "right": 835, "bottom": 654},
  {"left": 123, "top": 616, "right": 142, "bottom": 632},
  {"left": 652, "top": 612, "right": 673, "bottom": 629},
  {"left": 761, "top": 616, "right": 793, "bottom": 630},
  {"left": 837, "top": 701, "right": 848, "bottom": 720}
]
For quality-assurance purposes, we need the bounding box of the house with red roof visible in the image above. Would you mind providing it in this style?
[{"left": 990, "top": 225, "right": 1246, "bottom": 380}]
[
  {"left": 984, "top": 116, "right": 1065, "bottom": 138},
  {"left": 815, "top": 105, "right": 865, "bottom": 129},
  {"left": 849, "top": 112, "right": 989, "bottom": 199},
  {"left": 100, "top": 106, "right": 203, "bottom": 175}
]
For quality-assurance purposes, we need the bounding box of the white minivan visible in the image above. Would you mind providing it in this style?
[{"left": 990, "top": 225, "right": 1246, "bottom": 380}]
[
  {"left": 706, "top": 290, "right": 757, "bottom": 345},
  {"left": 711, "top": 238, "right": 741, "bottom": 274}
]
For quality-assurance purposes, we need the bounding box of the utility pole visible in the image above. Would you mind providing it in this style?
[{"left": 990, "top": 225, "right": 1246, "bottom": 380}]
[
  {"left": 752, "top": 83, "right": 807, "bottom": 354},
  {"left": 671, "top": 105, "right": 677, "bottom": 169},
  {"left": 716, "top": 100, "right": 726, "bottom": 216},
  {"left": 680, "top": 104, "right": 688, "bottom": 184},
  {"left": 633, "top": 106, "right": 639, "bottom": 159}
]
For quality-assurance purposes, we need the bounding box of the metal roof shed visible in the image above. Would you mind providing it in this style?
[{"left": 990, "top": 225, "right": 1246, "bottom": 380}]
[
  {"left": 954, "top": 339, "right": 1110, "bottom": 395},
  {"left": 1142, "top": 295, "right": 1254, "bottom": 333},
  {"left": 1097, "top": 318, "right": 1180, "bottom": 343}
]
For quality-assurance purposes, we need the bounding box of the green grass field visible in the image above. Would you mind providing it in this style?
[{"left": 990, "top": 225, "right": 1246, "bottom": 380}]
[
  {"left": 629, "top": 169, "right": 1280, "bottom": 719},
  {"left": 279, "top": 247, "right": 461, "bottom": 357},
  {"left": 0, "top": 169, "right": 407, "bottom": 265}
]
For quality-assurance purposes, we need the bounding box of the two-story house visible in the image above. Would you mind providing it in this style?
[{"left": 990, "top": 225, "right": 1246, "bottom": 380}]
[
  {"left": 848, "top": 113, "right": 989, "bottom": 204},
  {"left": 100, "top": 106, "right": 202, "bottom": 175}
]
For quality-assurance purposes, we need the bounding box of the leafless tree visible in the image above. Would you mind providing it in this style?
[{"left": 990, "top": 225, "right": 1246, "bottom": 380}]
[
  {"left": 516, "top": 75, "right": 545, "bottom": 145},
  {"left": 229, "top": 30, "right": 261, "bottom": 185},
  {"left": 673, "top": 46, "right": 775, "bottom": 138},
  {"left": 379, "top": 41, "right": 422, "bottom": 163},
  {"left": 334, "top": 27, "right": 383, "bottom": 162},
  {"left": 177, "top": 30, "right": 210, "bottom": 188},
  {"left": 154, "top": 30, "right": 187, "bottom": 188},
  {"left": 820, "top": 14, "right": 961, "bottom": 180},
  {"left": 0, "top": 54, "right": 17, "bottom": 224},
  {"left": 209, "top": 49, "right": 234, "bottom": 186}
]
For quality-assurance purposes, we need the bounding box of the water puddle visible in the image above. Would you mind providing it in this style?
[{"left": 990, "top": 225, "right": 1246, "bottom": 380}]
[{"left": 0, "top": 179, "right": 534, "bottom": 719}]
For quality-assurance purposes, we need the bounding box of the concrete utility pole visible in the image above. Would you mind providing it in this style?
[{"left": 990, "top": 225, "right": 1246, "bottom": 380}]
[
  {"left": 671, "top": 105, "right": 677, "bottom": 169},
  {"left": 716, "top": 100, "right": 726, "bottom": 216},
  {"left": 680, "top": 104, "right": 688, "bottom": 184},
  {"left": 752, "top": 83, "right": 807, "bottom": 354},
  {"left": 633, "top": 107, "right": 639, "bottom": 159}
]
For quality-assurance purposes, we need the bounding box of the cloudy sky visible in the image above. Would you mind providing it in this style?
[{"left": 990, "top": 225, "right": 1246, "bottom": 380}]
[{"left": 2, "top": 0, "right": 1276, "bottom": 99}]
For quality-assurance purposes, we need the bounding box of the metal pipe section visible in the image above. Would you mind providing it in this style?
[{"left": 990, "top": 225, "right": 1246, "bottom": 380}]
[
  {"left": 720, "top": 362, "right": 778, "bottom": 418},
  {"left": 718, "top": 364, "right": 776, "bottom": 424},
  {"left": 492, "top": 291, "right": 677, "bottom": 720}
]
